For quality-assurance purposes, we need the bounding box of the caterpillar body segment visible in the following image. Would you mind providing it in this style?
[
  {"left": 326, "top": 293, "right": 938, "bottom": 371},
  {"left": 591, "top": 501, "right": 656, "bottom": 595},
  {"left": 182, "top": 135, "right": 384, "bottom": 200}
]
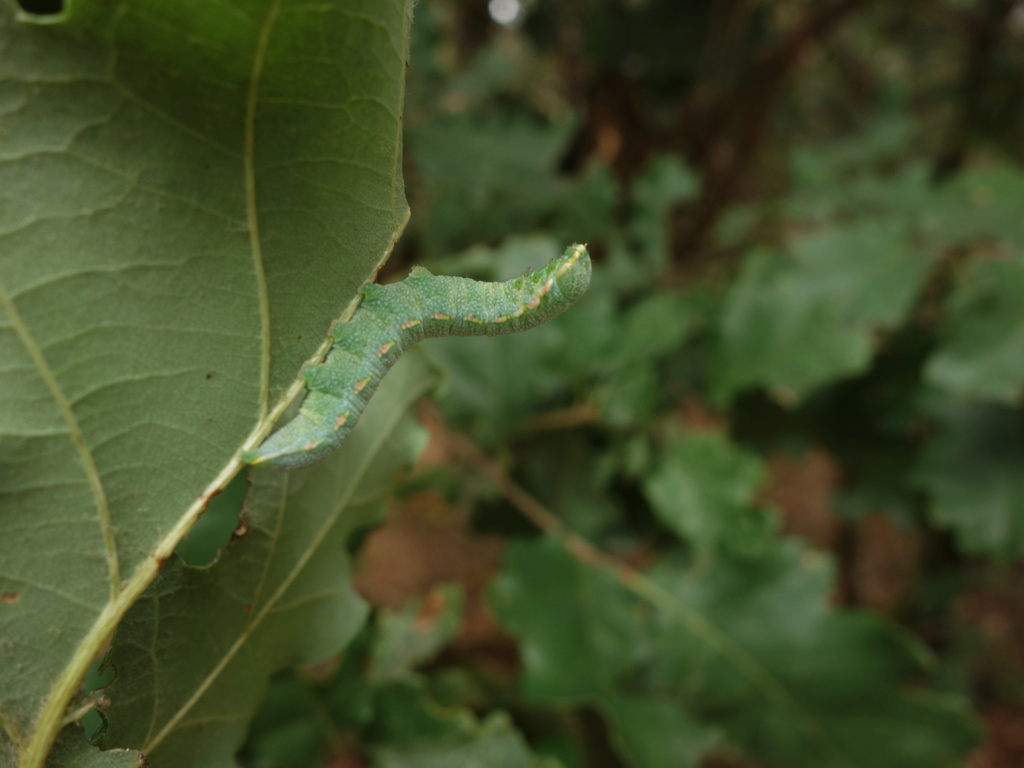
[{"left": 243, "top": 244, "right": 591, "bottom": 470}]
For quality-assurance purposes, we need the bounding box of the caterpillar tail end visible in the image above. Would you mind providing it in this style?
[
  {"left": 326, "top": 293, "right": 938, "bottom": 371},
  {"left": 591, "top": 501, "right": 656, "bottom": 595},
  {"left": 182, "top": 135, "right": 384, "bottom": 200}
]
[
  {"left": 241, "top": 415, "right": 339, "bottom": 471},
  {"left": 242, "top": 442, "right": 329, "bottom": 471},
  {"left": 240, "top": 447, "right": 272, "bottom": 466},
  {"left": 241, "top": 447, "right": 315, "bottom": 471}
]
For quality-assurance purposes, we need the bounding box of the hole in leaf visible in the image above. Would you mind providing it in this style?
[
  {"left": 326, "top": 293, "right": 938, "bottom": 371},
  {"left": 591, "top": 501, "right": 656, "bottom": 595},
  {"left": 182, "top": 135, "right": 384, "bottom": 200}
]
[
  {"left": 175, "top": 472, "right": 250, "bottom": 566},
  {"left": 83, "top": 708, "right": 106, "bottom": 743},
  {"left": 83, "top": 658, "right": 114, "bottom": 691},
  {"left": 16, "top": 0, "right": 64, "bottom": 16}
]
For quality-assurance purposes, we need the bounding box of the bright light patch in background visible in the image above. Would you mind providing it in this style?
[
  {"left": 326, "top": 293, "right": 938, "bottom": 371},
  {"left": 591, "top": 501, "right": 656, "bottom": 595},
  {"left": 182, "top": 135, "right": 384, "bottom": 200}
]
[{"left": 488, "top": 0, "right": 523, "bottom": 26}]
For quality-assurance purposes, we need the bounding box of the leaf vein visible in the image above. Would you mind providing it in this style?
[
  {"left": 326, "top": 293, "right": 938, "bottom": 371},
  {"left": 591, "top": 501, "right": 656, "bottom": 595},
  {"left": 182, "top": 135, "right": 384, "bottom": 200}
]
[
  {"left": 0, "top": 282, "right": 121, "bottom": 599},
  {"left": 245, "top": 0, "right": 281, "bottom": 423}
]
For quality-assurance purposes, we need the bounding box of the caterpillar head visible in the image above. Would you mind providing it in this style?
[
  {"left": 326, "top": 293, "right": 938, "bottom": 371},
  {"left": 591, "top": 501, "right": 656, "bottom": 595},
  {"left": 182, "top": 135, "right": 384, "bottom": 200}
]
[{"left": 553, "top": 243, "right": 591, "bottom": 303}]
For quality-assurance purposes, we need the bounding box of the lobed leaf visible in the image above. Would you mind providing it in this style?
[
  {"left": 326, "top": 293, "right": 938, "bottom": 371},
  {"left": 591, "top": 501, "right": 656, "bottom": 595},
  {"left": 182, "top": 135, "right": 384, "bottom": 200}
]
[{"left": 713, "top": 220, "right": 933, "bottom": 402}]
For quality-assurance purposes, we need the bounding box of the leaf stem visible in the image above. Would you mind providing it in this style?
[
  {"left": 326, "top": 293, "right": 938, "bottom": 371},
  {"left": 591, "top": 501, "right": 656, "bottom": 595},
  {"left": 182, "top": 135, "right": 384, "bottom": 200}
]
[
  {"left": 61, "top": 696, "right": 106, "bottom": 728},
  {"left": 526, "top": 403, "right": 599, "bottom": 432}
]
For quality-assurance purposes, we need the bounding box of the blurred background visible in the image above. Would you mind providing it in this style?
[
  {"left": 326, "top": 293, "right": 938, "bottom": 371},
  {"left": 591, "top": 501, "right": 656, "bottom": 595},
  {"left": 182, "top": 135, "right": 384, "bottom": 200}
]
[{"left": 242, "top": 1, "right": 1024, "bottom": 766}]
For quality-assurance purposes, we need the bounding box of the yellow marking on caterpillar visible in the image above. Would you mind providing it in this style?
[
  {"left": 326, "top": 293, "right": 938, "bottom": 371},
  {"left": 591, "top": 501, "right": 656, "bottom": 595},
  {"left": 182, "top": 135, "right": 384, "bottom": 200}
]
[
  {"left": 432, "top": 312, "right": 451, "bottom": 321},
  {"left": 527, "top": 296, "right": 541, "bottom": 309},
  {"left": 464, "top": 314, "right": 485, "bottom": 324},
  {"left": 335, "top": 412, "right": 350, "bottom": 429},
  {"left": 354, "top": 377, "right": 371, "bottom": 393},
  {"left": 303, "top": 439, "right": 321, "bottom": 451},
  {"left": 401, "top": 319, "right": 421, "bottom": 329},
  {"left": 377, "top": 341, "right": 396, "bottom": 357},
  {"left": 512, "top": 307, "right": 526, "bottom": 317},
  {"left": 556, "top": 243, "right": 587, "bottom": 275}
]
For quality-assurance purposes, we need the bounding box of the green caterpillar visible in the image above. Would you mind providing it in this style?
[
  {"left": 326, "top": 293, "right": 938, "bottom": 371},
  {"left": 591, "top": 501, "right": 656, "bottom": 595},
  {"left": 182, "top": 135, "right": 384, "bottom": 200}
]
[{"left": 243, "top": 243, "right": 591, "bottom": 470}]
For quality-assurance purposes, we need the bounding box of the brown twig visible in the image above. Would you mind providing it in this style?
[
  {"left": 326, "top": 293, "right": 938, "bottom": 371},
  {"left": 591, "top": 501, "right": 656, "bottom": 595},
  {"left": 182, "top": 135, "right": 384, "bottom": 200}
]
[
  {"left": 934, "top": 0, "right": 1019, "bottom": 179},
  {"left": 526, "top": 402, "right": 600, "bottom": 433}
]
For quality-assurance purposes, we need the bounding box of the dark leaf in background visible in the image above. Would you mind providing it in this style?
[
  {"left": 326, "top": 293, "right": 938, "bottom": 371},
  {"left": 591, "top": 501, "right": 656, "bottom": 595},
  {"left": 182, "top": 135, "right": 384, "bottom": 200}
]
[
  {"left": 926, "top": 255, "right": 1024, "bottom": 403},
  {"left": 916, "top": 399, "right": 1024, "bottom": 560}
]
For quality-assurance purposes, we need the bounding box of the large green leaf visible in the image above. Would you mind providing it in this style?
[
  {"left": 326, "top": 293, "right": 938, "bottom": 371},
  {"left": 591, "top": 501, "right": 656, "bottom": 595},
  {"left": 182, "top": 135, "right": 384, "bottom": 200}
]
[
  {"left": 0, "top": 1, "right": 411, "bottom": 765},
  {"left": 97, "top": 352, "right": 437, "bottom": 767}
]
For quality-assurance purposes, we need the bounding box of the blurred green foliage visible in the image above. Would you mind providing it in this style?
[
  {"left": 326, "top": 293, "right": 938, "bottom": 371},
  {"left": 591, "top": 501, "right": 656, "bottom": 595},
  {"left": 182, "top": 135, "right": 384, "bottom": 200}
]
[{"left": 240, "top": 0, "right": 1024, "bottom": 766}]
